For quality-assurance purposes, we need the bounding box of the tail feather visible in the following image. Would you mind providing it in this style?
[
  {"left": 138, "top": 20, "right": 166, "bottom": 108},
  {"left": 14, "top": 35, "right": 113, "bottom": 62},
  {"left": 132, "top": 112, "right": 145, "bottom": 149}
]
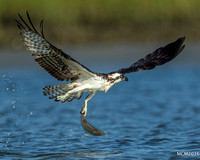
[
  {"left": 43, "top": 84, "right": 70, "bottom": 96},
  {"left": 43, "top": 83, "right": 82, "bottom": 103},
  {"left": 59, "top": 91, "right": 83, "bottom": 103},
  {"left": 60, "top": 93, "right": 76, "bottom": 103}
]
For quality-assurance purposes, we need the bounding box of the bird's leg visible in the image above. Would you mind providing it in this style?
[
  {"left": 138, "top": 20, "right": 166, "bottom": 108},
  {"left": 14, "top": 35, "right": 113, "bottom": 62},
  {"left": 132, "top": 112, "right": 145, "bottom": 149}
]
[
  {"left": 81, "top": 102, "right": 88, "bottom": 117},
  {"left": 81, "top": 92, "right": 96, "bottom": 117}
]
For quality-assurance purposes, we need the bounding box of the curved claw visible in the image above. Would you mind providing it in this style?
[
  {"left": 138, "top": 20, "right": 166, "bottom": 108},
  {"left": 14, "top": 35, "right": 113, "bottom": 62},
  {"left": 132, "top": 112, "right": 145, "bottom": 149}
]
[{"left": 80, "top": 112, "right": 105, "bottom": 136}]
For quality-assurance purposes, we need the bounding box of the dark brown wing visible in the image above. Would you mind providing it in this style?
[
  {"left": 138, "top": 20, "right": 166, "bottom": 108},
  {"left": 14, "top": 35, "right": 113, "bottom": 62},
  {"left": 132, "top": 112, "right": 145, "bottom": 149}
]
[
  {"left": 111, "top": 37, "right": 185, "bottom": 75},
  {"left": 16, "top": 11, "right": 95, "bottom": 81}
]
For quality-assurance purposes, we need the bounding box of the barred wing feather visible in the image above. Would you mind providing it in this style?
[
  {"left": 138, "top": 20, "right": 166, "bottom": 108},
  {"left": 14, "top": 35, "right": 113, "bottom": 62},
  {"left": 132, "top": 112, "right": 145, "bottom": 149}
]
[{"left": 16, "top": 12, "right": 95, "bottom": 81}]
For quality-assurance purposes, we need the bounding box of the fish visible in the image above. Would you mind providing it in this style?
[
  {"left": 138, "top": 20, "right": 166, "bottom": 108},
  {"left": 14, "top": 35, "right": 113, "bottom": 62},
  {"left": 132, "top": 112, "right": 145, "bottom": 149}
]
[{"left": 80, "top": 112, "right": 105, "bottom": 136}]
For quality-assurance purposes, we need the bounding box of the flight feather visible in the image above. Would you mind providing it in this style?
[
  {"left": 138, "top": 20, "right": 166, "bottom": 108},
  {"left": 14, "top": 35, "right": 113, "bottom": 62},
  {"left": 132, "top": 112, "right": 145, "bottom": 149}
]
[
  {"left": 111, "top": 37, "right": 185, "bottom": 74},
  {"left": 16, "top": 11, "right": 95, "bottom": 81}
]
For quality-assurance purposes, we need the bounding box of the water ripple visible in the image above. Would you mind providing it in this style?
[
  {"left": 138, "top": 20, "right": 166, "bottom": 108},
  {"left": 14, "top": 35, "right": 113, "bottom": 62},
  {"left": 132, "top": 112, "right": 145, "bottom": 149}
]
[{"left": 0, "top": 66, "right": 200, "bottom": 159}]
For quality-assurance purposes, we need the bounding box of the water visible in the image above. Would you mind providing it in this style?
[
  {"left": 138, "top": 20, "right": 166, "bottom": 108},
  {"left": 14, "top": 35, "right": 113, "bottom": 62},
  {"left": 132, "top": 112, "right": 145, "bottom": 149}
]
[{"left": 0, "top": 65, "right": 200, "bottom": 160}]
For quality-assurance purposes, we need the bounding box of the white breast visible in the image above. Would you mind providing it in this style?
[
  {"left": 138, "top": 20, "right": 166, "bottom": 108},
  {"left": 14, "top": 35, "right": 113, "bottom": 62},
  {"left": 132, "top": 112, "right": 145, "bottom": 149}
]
[{"left": 75, "top": 74, "right": 112, "bottom": 93}]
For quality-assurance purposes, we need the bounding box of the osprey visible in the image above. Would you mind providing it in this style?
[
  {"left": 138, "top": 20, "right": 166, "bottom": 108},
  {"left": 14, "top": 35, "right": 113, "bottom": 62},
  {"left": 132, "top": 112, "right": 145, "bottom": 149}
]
[{"left": 16, "top": 12, "right": 185, "bottom": 117}]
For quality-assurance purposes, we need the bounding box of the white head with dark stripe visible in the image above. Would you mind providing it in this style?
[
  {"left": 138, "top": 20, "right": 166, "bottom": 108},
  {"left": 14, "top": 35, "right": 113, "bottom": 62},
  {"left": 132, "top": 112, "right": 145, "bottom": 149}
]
[{"left": 107, "top": 73, "right": 128, "bottom": 84}]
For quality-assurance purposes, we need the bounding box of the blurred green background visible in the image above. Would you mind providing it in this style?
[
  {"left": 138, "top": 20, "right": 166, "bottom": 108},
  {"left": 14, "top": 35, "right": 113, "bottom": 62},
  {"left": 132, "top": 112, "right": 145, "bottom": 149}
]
[{"left": 0, "top": 0, "right": 200, "bottom": 48}]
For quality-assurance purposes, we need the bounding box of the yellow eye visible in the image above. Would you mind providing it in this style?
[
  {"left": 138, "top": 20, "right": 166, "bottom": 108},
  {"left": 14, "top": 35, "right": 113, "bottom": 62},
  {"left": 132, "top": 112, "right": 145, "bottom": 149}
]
[{"left": 120, "top": 75, "right": 124, "bottom": 78}]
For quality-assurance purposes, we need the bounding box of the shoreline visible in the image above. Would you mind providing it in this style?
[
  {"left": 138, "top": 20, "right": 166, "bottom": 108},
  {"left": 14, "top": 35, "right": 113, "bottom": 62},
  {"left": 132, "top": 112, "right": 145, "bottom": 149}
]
[{"left": 1, "top": 0, "right": 200, "bottom": 46}]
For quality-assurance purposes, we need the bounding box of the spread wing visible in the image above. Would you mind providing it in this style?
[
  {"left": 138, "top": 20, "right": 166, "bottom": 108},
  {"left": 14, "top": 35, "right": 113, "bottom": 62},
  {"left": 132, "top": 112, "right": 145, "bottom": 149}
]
[
  {"left": 16, "top": 12, "right": 95, "bottom": 81},
  {"left": 111, "top": 37, "right": 185, "bottom": 75}
]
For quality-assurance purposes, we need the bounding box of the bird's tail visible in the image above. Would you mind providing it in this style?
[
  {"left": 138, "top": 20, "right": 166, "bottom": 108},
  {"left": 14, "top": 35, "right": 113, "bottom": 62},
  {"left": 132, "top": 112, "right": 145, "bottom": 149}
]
[
  {"left": 43, "top": 84, "right": 69, "bottom": 97},
  {"left": 43, "top": 83, "right": 83, "bottom": 103}
]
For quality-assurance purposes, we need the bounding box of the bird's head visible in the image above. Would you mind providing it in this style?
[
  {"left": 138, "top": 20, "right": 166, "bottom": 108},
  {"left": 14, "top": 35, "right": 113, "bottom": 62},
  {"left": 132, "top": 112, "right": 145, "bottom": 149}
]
[{"left": 107, "top": 73, "right": 128, "bottom": 84}]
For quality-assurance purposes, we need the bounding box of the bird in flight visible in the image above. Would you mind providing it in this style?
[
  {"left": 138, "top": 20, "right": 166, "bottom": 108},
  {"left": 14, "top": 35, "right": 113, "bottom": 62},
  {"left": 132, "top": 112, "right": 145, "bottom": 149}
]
[{"left": 16, "top": 12, "right": 185, "bottom": 118}]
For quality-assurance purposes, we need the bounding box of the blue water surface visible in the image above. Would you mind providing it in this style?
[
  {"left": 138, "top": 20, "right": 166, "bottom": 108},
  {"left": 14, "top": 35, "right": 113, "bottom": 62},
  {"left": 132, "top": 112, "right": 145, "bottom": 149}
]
[{"left": 0, "top": 65, "right": 200, "bottom": 160}]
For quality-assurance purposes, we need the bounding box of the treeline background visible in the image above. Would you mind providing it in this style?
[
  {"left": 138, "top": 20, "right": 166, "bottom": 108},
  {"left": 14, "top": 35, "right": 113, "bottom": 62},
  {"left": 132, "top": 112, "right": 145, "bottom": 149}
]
[{"left": 0, "top": 0, "right": 200, "bottom": 47}]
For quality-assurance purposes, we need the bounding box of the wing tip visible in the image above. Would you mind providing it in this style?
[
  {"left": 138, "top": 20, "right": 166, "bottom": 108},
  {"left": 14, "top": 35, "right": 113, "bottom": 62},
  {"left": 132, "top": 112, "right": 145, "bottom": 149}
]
[
  {"left": 109, "top": 36, "right": 186, "bottom": 75},
  {"left": 16, "top": 11, "right": 45, "bottom": 38},
  {"left": 174, "top": 36, "right": 186, "bottom": 55},
  {"left": 180, "top": 36, "right": 186, "bottom": 41},
  {"left": 177, "top": 36, "right": 186, "bottom": 45}
]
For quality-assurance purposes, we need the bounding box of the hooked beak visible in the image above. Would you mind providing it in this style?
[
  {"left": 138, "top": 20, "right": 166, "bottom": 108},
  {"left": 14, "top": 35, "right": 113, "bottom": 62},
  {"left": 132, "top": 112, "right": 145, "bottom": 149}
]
[{"left": 124, "top": 76, "right": 128, "bottom": 82}]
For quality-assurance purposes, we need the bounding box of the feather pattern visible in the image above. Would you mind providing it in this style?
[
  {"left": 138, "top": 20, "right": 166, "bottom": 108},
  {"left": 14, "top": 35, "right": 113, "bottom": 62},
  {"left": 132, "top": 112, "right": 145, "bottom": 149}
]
[
  {"left": 16, "top": 12, "right": 185, "bottom": 106},
  {"left": 111, "top": 37, "right": 185, "bottom": 74},
  {"left": 43, "top": 83, "right": 83, "bottom": 103},
  {"left": 16, "top": 11, "right": 95, "bottom": 81}
]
